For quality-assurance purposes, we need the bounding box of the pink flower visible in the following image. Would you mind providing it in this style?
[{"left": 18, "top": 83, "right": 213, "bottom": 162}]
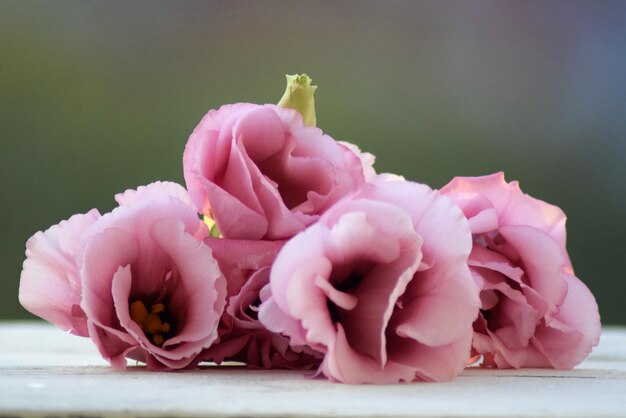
[
  {"left": 205, "top": 266, "right": 322, "bottom": 369},
  {"left": 183, "top": 103, "right": 365, "bottom": 240},
  {"left": 440, "top": 173, "right": 601, "bottom": 369},
  {"left": 19, "top": 182, "right": 226, "bottom": 370},
  {"left": 201, "top": 238, "right": 320, "bottom": 369},
  {"left": 259, "top": 181, "right": 480, "bottom": 383}
]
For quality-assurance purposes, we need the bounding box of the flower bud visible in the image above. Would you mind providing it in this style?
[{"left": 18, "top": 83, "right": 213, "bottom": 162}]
[{"left": 277, "top": 73, "right": 317, "bottom": 126}]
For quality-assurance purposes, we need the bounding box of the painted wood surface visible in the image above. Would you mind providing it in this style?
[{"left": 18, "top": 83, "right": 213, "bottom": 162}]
[{"left": 1, "top": 322, "right": 625, "bottom": 417}]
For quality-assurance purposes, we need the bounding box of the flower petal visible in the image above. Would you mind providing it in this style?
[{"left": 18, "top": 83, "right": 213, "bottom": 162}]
[
  {"left": 532, "top": 273, "right": 601, "bottom": 369},
  {"left": 394, "top": 266, "right": 480, "bottom": 347},
  {"left": 321, "top": 324, "right": 416, "bottom": 384},
  {"left": 441, "top": 172, "right": 568, "bottom": 258},
  {"left": 387, "top": 329, "right": 474, "bottom": 382},
  {"left": 114, "top": 181, "right": 193, "bottom": 208},
  {"left": 19, "top": 209, "right": 100, "bottom": 336},
  {"left": 151, "top": 218, "right": 225, "bottom": 349},
  {"left": 205, "top": 238, "right": 284, "bottom": 297},
  {"left": 80, "top": 228, "right": 139, "bottom": 331},
  {"left": 498, "top": 225, "right": 568, "bottom": 319}
]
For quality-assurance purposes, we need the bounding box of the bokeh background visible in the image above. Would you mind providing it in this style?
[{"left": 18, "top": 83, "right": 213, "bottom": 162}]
[{"left": 1, "top": 1, "right": 625, "bottom": 323}]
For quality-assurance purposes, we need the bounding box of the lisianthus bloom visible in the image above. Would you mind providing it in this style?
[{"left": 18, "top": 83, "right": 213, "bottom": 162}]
[
  {"left": 19, "top": 182, "right": 226, "bottom": 370},
  {"left": 205, "top": 266, "right": 322, "bottom": 370},
  {"left": 440, "top": 173, "right": 601, "bottom": 369},
  {"left": 259, "top": 181, "right": 480, "bottom": 383},
  {"left": 183, "top": 103, "right": 365, "bottom": 240},
  {"left": 200, "top": 239, "right": 320, "bottom": 369}
]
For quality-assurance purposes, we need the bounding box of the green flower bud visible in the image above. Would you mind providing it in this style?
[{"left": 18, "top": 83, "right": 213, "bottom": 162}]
[{"left": 277, "top": 74, "right": 317, "bottom": 126}]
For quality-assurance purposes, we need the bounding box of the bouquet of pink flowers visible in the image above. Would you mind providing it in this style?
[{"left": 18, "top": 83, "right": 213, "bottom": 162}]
[{"left": 19, "top": 75, "right": 600, "bottom": 383}]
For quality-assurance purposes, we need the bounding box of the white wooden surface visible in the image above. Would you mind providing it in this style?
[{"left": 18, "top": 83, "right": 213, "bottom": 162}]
[{"left": 0, "top": 322, "right": 625, "bottom": 417}]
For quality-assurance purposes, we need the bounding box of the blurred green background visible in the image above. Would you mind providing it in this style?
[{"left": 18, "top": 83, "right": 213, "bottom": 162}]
[{"left": 1, "top": 1, "right": 624, "bottom": 323}]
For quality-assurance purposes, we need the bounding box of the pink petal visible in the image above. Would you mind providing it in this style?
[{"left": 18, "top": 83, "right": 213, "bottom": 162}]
[
  {"left": 204, "top": 335, "right": 250, "bottom": 364},
  {"left": 81, "top": 197, "right": 204, "bottom": 297},
  {"left": 80, "top": 228, "right": 139, "bottom": 330},
  {"left": 339, "top": 140, "right": 378, "bottom": 181},
  {"left": 258, "top": 296, "right": 311, "bottom": 349},
  {"left": 532, "top": 273, "right": 600, "bottom": 369},
  {"left": 19, "top": 209, "right": 100, "bottom": 336},
  {"left": 183, "top": 103, "right": 257, "bottom": 214},
  {"left": 203, "top": 182, "right": 269, "bottom": 239},
  {"left": 268, "top": 226, "right": 327, "bottom": 313},
  {"left": 388, "top": 329, "right": 474, "bottom": 382},
  {"left": 110, "top": 265, "right": 155, "bottom": 350},
  {"left": 355, "top": 181, "right": 473, "bottom": 277},
  {"left": 114, "top": 181, "right": 193, "bottom": 208},
  {"left": 150, "top": 218, "right": 225, "bottom": 349},
  {"left": 321, "top": 324, "right": 417, "bottom": 384},
  {"left": 233, "top": 106, "right": 286, "bottom": 162},
  {"left": 242, "top": 148, "right": 313, "bottom": 239},
  {"left": 322, "top": 206, "right": 417, "bottom": 264},
  {"left": 491, "top": 296, "right": 542, "bottom": 350},
  {"left": 338, "top": 248, "right": 419, "bottom": 366},
  {"left": 87, "top": 321, "right": 135, "bottom": 370},
  {"left": 443, "top": 192, "right": 499, "bottom": 234},
  {"left": 468, "top": 246, "right": 525, "bottom": 283},
  {"left": 393, "top": 264, "right": 479, "bottom": 347},
  {"left": 286, "top": 259, "right": 336, "bottom": 348},
  {"left": 204, "top": 238, "right": 284, "bottom": 297},
  {"left": 226, "top": 266, "right": 271, "bottom": 322},
  {"left": 220, "top": 138, "right": 266, "bottom": 216},
  {"left": 441, "top": 172, "right": 568, "bottom": 254},
  {"left": 472, "top": 315, "right": 548, "bottom": 369},
  {"left": 499, "top": 225, "right": 568, "bottom": 319}
]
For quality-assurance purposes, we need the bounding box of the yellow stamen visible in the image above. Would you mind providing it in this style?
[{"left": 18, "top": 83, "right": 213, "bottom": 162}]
[
  {"left": 130, "top": 301, "right": 148, "bottom": 325},
  {"left": 130, "top": 300, "right": 173, "bottom": 345},
  {"left": 151, "top": 303, "right": 165, "bottom": 314},
  {"left": 152, "top": 334, "right": 164, "bottom": 346},
  {"left": 144, "top": 313, "right": 163, "bottom": 335}
]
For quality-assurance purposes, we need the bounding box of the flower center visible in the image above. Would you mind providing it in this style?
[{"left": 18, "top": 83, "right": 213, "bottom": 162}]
[{"left": 129, "top": 300, "right": 175, "bottom": 347}]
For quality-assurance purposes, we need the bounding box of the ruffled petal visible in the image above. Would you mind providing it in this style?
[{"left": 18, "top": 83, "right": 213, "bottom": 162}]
[
  {"left": 19, "top": 209, "right": 100, "bottom": 336},
  {"left": 321, "top": 325, "right": 416, "bottom": 384},
  {"left": 387, "top": 328, "right": 474, "bottom": 382},
  {"left": 441, "top": 172, "right": 568, "bottom": 257},
  {"left": 114, "top": 181, "right": 193, "bottom": 208},
  {"left": 532, "top": 273, "right": 600, "bottom": 369},
  {"left": 499, "top": 225, "right": 568, "bottom": 319}
]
